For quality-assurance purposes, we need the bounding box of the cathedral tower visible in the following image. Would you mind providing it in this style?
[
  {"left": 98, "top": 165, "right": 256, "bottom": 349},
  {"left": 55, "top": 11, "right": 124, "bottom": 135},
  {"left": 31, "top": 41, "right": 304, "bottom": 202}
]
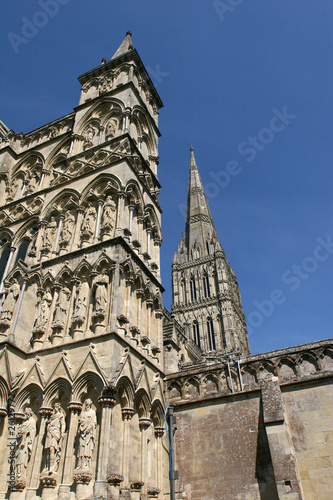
[
  {"left": 0, "top": 33, "right": 166, "bottom": 499},
  {"left": 171, "top": 147, "right": 250, "bottom": 356}
]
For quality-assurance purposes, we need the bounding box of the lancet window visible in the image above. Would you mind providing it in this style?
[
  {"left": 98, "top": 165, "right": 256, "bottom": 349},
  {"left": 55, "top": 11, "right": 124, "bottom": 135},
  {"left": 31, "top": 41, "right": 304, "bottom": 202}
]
[
  {"left": 193, "top": 320, "right": 201, "bottom": 348},
  {"left": 190, "top": 277, "right": 197, "bottom": 302},
  {"left": 207, "top": 317, "right": 216, "bottom": 351}
]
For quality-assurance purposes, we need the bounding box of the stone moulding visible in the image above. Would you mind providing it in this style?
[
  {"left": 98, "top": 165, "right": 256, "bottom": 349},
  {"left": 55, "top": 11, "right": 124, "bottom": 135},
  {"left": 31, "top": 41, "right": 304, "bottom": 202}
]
[{"left": 107, "top": 473, "right": 124, "bottom": 485}]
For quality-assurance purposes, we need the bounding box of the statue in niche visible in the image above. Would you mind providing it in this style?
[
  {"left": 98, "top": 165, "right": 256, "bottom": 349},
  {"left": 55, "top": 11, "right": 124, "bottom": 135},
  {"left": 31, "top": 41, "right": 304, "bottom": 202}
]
[
  {"left": 43, "top": 403, "right": 66, "bottom": 473},
  {"left": 105, "top": 118, "right": 117, "bottom": 140},
  {"left": 42, "top": 217, "right": 57, "bottom": 250},
  {"left": 101, "top": 195, "right": 116, "bottom": 236},
  {"left": 59, "top": 210, "right": 75, "bottom": 247},
  {"left": 15, "top": 408, "right": 36, "bottom": 478},
  {"left": 26, "top": 171, "right": 39, "bottom": 195},
  {"left": 80, "top": 204, "right": 96, "bottom": 241},
  {"left": 8, "top": 178, "right": 19, "bottom": 201},
  {"left": 52, "top": 287, "right": 71, "bottom": 329},
  {"left": 93, "top": 272, "right": 108, "bottom": 315},
  {"left": 83, "top": 124, "right": 95, "bottom": 148},
  {"left": 33, "top": 288, "right": 52, "bottom": 334},
  {"left": 75, "top": 399, "right": 97, "bottom": 471},
  {"left": 72, "top": 281, "right": 89, "bottom": 325},
  {"left": 0, "top": 279, "right": 20, "bottom": 323}
]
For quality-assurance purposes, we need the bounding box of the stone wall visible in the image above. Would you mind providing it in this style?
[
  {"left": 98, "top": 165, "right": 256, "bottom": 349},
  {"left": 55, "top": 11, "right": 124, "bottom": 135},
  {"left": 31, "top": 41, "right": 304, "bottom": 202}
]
[{"left": 165, "top": 339, "right": 333, "bottom": 500}]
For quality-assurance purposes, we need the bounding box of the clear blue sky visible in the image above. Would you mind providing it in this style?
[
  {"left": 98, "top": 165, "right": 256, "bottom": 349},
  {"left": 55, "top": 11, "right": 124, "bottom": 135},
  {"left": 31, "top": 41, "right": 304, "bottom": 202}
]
[{"left": 1, "top": 0, "right": 332, "bottom": 354}]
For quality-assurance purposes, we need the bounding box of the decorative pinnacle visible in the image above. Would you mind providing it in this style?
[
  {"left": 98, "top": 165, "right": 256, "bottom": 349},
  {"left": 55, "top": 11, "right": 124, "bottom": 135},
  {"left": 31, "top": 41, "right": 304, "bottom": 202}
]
[{"left": 126, "top": 31, "right": 132, "bottom": 36}]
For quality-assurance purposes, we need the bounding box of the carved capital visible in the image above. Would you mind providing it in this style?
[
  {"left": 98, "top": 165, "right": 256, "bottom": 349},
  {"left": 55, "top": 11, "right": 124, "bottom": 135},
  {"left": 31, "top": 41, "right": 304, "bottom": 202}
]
[
  {"left": 154, "top": 426, "right": 164, "bottom": 438},
  {"left": 8, "top": 478, "right": 26, "bottom": 491},
  {"left": 130, "top": 481, "right": 144, "bottom": 491},
  {"left": 121, "top": 407, "right": 134, "bottom": 420},
  {"left": 67, "top": 401, "right": 82, "bottom": 414},
  {"left": 139, "top": 417, "right": 151, "bottom": 430},
  {"left": 73, "top": 469, "right": 92, "bottom": 484},
  {"left": 107, "top": 473, "right": 124, "bottom": 485}
]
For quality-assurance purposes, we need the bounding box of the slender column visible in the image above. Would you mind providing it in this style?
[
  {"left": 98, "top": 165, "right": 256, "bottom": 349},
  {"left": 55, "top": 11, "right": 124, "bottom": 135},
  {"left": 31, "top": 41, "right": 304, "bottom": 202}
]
[
  {"left": 136, "top": 289, "right": 144, "bottom": 330},
  {"left": 0, "top": 246, "right": 16, "bottom": 294},
  {"left": 52, "top": 215, "right": 64, "bottom": 254},
  {"left": 121, "top": 408, "right": 134, "bottom": 487},
  {"left": 10, "top": 280, "right": 26, "bottom": 335},
  {"left": 94, "top": 199, "right": 104, "bottom": 241},
  {"left": 139, "top": 418, "right": 151, "bottom": 491},
  {"left": 108, "top": 265, "right": 119, "bottom": 329},
  {"left": 129, "top": 205, "right": 134, "bottom": 243},
  {"left": 38, "top": 171, "right": 46, "bottom": 189},
  {"left": 58, "top": 402, "right": 82, "bottom": 499},
  {"left": 115, "top": 192, "right": 126, "bottom": 237},
  {"left": 94, "top": 392, "right": 116, "bottom": 498},
  {"left": 147, "top": 229, "right": 152, "bottom": 256},
  {"left": 19, "top": 181, "right": 27, "bottom": 199},
  {"left": 154, "top": 427, "right": 164, "bottom": 491},
  {"left": 26, "top": 407, "right": 53, "bottom": 498}
]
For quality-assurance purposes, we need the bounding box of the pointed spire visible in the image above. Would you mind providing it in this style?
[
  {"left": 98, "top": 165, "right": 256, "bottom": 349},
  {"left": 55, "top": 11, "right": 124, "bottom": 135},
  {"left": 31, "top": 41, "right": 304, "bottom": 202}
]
[
  {"left": 111, "top": 31, "right": 133, "bottom": 60},
  {"left": 185, "top": 146, "right": 218, "bottom": 258}
]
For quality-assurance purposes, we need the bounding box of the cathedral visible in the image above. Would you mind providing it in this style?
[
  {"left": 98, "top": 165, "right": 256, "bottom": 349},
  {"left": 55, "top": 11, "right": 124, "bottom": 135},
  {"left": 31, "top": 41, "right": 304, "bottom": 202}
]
[{"left": 0, "top": 32, "right": 332, "bottom": 500}]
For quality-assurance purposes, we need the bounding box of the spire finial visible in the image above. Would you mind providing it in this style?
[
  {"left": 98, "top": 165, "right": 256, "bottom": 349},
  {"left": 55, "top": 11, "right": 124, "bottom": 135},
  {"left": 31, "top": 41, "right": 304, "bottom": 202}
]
[{"left": 190, "top": 143, "right": 193, "bottom": 151}]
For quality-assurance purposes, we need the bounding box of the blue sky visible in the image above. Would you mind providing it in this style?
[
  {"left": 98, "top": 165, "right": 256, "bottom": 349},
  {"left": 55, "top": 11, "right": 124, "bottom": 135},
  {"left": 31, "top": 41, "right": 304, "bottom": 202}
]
[{"left": 1, "top": 0, "right": 332, "bottom": 354}]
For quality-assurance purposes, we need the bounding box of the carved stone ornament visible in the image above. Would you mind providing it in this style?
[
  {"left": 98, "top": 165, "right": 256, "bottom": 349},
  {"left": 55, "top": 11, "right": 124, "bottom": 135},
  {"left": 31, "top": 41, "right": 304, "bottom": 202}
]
[
  {"left": 107, "top": 473, "right": 124, "bottom": 485},
  {"left": 147, "top": 487, "right": 161, "bottom": 497},
  {"left": 8, "top": 478, "right": 27, "bottom": 491},
  {"left": 75, "top": 398, "right": 97, "bottom": 471},
  {"left": 42, "top": 403, "right": 66, "bottom": 473},
  {"left": 130, "top": 481, "right": 144, "bottom": 491},
  {"left": 0, "top": 279, "right": 20, "bottom": 328},
  {"left": 73, "top": 469, "right": 92, "bottom": 484},
  {"left": 32, "top": 288, "right": 52, "bottom": 338},
  {"left": 15, "top": 407, "right": 36, "bottom": 479},
  {"left": 39, "top": 472, "right": 57, "bottom": 489}
]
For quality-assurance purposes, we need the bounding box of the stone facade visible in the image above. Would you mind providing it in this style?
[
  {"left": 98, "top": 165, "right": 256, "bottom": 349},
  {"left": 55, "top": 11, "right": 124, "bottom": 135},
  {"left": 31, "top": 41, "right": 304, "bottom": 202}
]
[{"left": 0, "top": 32, "right": 332, "bottom": 500}]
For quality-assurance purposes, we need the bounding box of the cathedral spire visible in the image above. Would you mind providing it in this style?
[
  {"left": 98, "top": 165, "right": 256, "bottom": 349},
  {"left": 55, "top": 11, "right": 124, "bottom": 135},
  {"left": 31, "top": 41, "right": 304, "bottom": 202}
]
[
  {"left": 111, "top": 31, "right": 133, "bottom": 60},
  {"left": 185, "top": 146, "right": 217, "bottom": 258}
]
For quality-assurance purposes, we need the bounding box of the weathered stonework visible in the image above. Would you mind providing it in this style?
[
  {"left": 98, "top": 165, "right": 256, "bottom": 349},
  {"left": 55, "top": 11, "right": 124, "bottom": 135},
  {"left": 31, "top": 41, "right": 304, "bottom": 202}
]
[{"left": 0, "top": 32, "right": 331, "bottom": 500}]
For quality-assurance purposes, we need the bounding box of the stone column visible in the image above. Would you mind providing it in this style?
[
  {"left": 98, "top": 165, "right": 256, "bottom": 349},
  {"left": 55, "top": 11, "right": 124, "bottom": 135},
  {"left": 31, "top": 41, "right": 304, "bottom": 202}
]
[
  {"left": 139, "top": 418, "right": 151, "bottom": 492},
  {"left": 154, "top": 427, "right": 164, "bottom": 493},
  {"left": 58, "top": 402, "right": 82, "bottom": 500},
  {"left": 94, "top": 199, "right": 104, "bottom": 242},
  {"left": 121, "top": 408, "right": 134, "bottom": 488},
  {"left": 129, "top": 205, "right": 134, "bottom": 243},
  {"left": 52, "top": 214, "right": 64, "bottom": 254},
  {"left": 108, "top": 265, "right": 119, "bottom": 330},
  {"left": 25, "top": 407, "right": 53, "bottom": 500},
  {"left": 93, "top": 391, "right": 116, "bottom": 498}
]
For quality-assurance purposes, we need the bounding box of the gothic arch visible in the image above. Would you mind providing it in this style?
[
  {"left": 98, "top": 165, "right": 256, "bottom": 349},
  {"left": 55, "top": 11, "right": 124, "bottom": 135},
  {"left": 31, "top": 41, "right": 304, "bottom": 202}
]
[
  {"left": 12, "top": 152, "right": 44, "bottom": 178},
  {"left": 44, "top": 377, "right": 72, "bottom": 406},
  {"left": 15, "top": 383, "right": 44, "bottom": 413},
  {"left": 77, "top": 98, "right": 125, "bottom": 136},
  {"left": 116, "top": 376, "right": 135, "bottom": 408},
  {"left": 150, "top": 400, "right": 164, "bottom": 428},
  {"left": 73, "top": 371, "right": 105, "bottom": 400},
  {"left": 41, "top": 189, "right": 80, "bottom": 219},
  {"left": 44, "top": 137, "right": 71, "bottom": 171},
  {"left": 144, "top": 204, "right": 161, "bottom": 240},
  {"left": 135, "top": 388, "right": 151, "bottom": 418},
  {"left": 0, "top": 376, "right": 9, "bottom": 408},
  {"left": 80, "top": 173, "right": 121, "bottom": 202}
]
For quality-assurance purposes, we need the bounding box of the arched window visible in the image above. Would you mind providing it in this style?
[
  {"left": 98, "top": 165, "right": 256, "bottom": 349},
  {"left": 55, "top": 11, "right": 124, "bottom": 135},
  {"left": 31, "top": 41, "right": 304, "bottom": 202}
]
[
  {"left": 190, "top": 277, "right": 197, "bottom": 301},
  {"left": 0, "top": 240, "right": 10, "bottom": 283},
  {"left": 192, "top": 321, "right": 201, "bottom": 348},
  {"left": 206, "top": 241, "right": 210, "bottom": 255},
  {"left": 14, "top": 227, "right": 38, "bottom": 266},
  {"left": 207, "top": 317, "right": 216, "bottom": 351},
  {"left": 203, "top": 274, "right": 210, "bottom": 298}
]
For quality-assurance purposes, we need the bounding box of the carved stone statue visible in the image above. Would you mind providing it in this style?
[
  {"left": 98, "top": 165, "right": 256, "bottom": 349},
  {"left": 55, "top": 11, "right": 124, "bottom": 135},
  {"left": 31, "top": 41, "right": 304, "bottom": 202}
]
[
  {"left": 93, "top": 273, "right": 108, "bottom": 315},
  {"left": 75, "top": 399, "right": 97, "bottom": 471},
  {"left": 42, "top": 217, "right": 57, "bottom": 250},
  {"left": 26, "top": 172, "right": 39, "bottom": 195},
  {"left": 0, "top": 279, "right": 20, "bottom": 323},
  {"left": 16, "top": 408, "right": 36, "bottom": 478},
  {"left": 33, "top": 288, "right": 52, "bottom": 335},
  {"left": 59, "top": 210, "right": 75, "bottom": 247},
  {"left": 52, "top": 287, "right": 71, "bottom": 329},
  {"left": 105, "top": 118, "right": 117, "bottom": 139},
  {"left": 72, "top": 281, "right": 89, "bottom": 325},
  {"left": 101, "top": 196, "right": 116, "bottom": 237},
  {"left": 80, "top": 204, "right": 96, "bottom": 242},
  {"left": 43, "top": 403, "right": 66, "bottom": 473},
  {"left": 83, "top": 124, "right": 95, "bottom": 148}
]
